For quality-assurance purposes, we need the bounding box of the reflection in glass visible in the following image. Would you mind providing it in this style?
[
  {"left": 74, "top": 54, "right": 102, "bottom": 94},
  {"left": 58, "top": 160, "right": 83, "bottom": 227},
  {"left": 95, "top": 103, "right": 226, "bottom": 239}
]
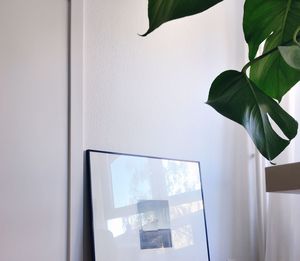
[
  {"left": 107, "top": 217, "right": 126, "bottom": 237},
  {"left": 172, "top": 225, "right": 194, "bottom": 249},
  {"left": 163, "top": 160, "right": 201, "bottom": 196},
  {"left": 138, "top": 200, "right": 172, "bottom": 250},
  {"left": 107, "top": 214, "right": 140, "bottom": 238},
  {"left": 111, "top": 156, "right": 152, "bottom": 208},
  {"left": 170, "top": 201, "right": 203, "bottom": 220},
  {"left": 89, "top": 151, "right": 210, "bottom": 261}
]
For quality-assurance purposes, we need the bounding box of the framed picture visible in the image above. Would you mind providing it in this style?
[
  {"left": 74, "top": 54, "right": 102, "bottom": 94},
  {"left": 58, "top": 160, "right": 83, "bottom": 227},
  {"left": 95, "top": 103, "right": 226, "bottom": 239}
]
[{"left": 87, "top": 150, "right": 210, "bottom": 261}]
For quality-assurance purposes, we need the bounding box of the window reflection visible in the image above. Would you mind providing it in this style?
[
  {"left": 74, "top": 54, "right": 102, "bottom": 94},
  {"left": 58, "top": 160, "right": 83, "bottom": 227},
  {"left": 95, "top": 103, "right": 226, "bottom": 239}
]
[
  {"left": 107, "top": 214, "right": 140, "bottom": 238},
  {"left": 111, "top": 156, "right": 152, "bottom": 208},
  {"left": 90, "top": 151, "right": 210, "bottom": 261},
  {"left": 106, "top": 200, "right": 203, "bottom": 241},
  {"left": 162, "top": 160, "right": 201, "bottom": 196},
  {"left": 95, "top": 154, "right": 208, "bottom": 259},
  {"left": 172, "top": 225, "right": 194, "bottom": 249},
  {"left": 107, "top": 217, "right": 126, "bottom": 237},
  {"left": 170, "top": 201, "right": 203, "bottom": 220}
]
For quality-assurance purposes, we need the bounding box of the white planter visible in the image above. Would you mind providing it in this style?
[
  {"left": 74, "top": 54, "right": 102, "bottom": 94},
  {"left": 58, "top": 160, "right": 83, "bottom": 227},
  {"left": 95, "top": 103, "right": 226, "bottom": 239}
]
[{"left": 265, "top": 162, "right": 300, "bottom": 193}]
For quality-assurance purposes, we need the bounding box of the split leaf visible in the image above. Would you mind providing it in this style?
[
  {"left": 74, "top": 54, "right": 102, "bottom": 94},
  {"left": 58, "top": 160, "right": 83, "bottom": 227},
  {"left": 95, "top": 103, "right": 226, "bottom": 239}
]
[
  {"left": 243, "top": 0, "right": 300, "bottom": 101},
  {"left": 207, "top": 70, "right": 298, "bottom": 160},
  {"left": 250, "top": 44, "right": 300, "bottom": 101},
  {"left": 243, "top": 0, "right": 300, "bottom": 61}
]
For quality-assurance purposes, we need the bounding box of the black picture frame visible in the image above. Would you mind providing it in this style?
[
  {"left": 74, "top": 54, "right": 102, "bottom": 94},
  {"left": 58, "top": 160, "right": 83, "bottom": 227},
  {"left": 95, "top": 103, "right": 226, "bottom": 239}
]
[{"left": 87, "top": 149, "right": 210, "bottom": 261}]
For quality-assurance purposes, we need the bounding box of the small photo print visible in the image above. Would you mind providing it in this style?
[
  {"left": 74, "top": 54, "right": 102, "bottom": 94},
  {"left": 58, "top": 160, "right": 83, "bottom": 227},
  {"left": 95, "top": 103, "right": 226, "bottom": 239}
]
[
  {"left": 139, "top": 229, "right": 172, "bottom": 249},
  {"left": 137, "top": 200, "right": 172, "bottom": 250}
]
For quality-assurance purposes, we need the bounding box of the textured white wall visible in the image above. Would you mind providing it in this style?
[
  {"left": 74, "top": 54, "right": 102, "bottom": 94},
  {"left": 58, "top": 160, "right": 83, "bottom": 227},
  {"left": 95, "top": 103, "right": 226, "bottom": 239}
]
[
  {"left": 84, "top": 0, "right": 257, "bottom": 260},
  {"left": 0, "top": 1, "right": 68, "bottom": 260}
]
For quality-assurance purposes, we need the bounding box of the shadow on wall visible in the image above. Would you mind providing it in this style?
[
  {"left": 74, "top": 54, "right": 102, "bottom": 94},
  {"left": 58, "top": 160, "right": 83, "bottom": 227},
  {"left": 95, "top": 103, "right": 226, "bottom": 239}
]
[{"left": 83, "top": 153, "right": 94, "bottom": 261}]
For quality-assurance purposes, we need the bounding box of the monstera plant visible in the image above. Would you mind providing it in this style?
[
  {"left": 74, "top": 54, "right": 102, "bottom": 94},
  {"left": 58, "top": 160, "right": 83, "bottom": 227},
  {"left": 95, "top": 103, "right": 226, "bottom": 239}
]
[{"left": 142, "top": 0, "right": 300, "bottom": 161}]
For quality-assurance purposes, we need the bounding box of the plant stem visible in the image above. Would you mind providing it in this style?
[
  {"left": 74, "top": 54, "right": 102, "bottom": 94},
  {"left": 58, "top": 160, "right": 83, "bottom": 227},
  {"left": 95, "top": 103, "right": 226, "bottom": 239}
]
[
  {"left": 242, "top": 34, "right": 300, "bottom": 74},
  {"left": 242, "top": 47, "right": 278, "bottom": 74}
]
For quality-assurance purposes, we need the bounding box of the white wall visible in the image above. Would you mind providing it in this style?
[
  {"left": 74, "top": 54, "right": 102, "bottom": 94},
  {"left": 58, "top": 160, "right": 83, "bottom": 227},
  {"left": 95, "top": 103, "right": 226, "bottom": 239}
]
[
  {"left": 84, "top": 0, "right": 257, "bottom": 260},
  {"left": 0, "top": 1, "right": 68, "bottom": 260}
]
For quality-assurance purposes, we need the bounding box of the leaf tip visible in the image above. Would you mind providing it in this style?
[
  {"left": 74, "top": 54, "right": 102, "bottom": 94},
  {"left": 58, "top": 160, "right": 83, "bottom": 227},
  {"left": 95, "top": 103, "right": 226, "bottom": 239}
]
[
  {"left": 269, "top": 161, "right": 277, "bottom": 166},
  {"left": 139, "top": 31, "right": 150, "bottom": 37}
]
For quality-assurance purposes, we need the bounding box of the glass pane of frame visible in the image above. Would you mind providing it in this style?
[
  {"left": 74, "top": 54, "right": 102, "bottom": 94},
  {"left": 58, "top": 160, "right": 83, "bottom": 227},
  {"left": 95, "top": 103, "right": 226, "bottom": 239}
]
[{"left": 87, "top": 150, "right": 210, "bottom": 261}]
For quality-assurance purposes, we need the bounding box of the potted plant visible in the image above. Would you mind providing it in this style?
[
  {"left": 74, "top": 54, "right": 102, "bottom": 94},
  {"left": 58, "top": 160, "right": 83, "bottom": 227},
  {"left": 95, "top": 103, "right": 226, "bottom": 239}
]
[{"left": 142, "top": 0, "right": 300, "bottom": 193}]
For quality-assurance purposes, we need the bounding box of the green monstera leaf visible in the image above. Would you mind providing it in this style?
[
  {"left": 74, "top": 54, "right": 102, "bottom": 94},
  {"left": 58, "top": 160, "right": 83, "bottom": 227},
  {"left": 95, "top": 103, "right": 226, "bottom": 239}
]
[
  {"left": 281, "top": 27, "right": 300, "bottom": 70},
  {"left": 279, "top": 45, "right": 300, "bottom": 70},
  {"left": 141, "top": 0, "right": 300, "bottom": 160},
  {"left": 250, "top": 43, "right": 300, "bottom": 101},
  {"left": 207, "top": 70, "right": 298, "bottom": 160},
  {"left": 142, "top": 0, "right": 223, "bottom": 36},
  {"left": 243, "top": 0, "right": 300, "bottom": 61},
  {"left": 243, "top": 0, "right": 300, "bottom": 101}
]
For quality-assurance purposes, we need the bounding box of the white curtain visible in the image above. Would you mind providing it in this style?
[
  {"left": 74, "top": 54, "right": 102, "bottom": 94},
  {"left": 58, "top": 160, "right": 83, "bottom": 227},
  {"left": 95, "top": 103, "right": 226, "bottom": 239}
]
[{"left": 254, "top": 86, "right": 300, "bottom": 261}]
